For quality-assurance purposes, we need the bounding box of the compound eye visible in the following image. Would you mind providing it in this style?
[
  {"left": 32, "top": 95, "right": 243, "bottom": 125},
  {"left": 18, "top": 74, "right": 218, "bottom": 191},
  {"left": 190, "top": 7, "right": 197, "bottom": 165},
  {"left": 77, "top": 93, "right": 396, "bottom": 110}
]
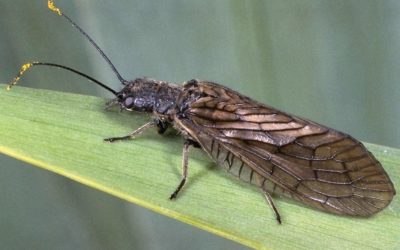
[
  {"left": 124, "top": 97, "right": 134, "bottom": 108},
  {"left": 134, "top": 97, "right": 145, "bottom": 108}
]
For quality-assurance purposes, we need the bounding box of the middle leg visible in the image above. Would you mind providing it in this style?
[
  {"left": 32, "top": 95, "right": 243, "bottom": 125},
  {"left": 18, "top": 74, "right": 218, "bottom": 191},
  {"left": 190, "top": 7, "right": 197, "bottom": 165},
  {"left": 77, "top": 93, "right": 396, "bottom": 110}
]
[{"left": 169, "top": 140, "right": 195, "bottom": 200}]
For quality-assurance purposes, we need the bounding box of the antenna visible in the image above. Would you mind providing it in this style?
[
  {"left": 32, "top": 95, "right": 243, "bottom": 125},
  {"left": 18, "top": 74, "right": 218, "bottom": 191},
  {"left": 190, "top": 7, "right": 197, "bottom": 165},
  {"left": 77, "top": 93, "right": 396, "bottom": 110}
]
[
  {"left": 48, "top": 0, "right": 127, "bottom": 84},
  {"left": 7, "top": 62, "right": 118, "bottom": 95}
]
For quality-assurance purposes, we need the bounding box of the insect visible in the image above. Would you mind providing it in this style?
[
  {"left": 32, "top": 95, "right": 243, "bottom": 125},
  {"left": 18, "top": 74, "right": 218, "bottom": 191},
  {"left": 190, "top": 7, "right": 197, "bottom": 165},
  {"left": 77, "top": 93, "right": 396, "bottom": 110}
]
[{"left": 7, "top": 1, "right": 395, "bottom": 224}]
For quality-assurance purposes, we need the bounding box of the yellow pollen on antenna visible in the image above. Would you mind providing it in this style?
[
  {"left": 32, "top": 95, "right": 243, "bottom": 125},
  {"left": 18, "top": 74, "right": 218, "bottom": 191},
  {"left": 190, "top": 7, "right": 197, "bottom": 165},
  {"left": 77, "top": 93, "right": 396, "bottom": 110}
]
[
  {"left": 48, "top": 0, "right": 62, "bottom": 16},
  {"left": 6, "top": 62, "right": 35, "bottom": 91}
]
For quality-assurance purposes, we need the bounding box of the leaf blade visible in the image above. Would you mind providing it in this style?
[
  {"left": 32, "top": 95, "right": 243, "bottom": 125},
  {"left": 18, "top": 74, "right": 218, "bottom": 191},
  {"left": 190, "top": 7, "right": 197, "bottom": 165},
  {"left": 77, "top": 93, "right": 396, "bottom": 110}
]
[{"left": 0, "top": 84, "right": 399, "bottom": 250}]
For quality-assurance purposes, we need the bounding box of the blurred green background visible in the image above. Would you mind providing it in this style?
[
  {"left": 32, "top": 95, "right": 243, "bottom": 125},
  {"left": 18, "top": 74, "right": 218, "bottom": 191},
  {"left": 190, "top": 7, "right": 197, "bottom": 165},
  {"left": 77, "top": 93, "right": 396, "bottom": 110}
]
[{"left": 1, "top": 0, "right": 399, "bottom": 249}]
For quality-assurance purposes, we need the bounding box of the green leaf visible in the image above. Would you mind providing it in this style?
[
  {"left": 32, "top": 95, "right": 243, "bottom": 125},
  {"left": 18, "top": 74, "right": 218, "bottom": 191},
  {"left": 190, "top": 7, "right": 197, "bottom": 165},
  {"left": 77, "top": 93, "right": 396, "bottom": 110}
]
[{"left": 0, "top": 84, "right": 399, "bottom": 250}]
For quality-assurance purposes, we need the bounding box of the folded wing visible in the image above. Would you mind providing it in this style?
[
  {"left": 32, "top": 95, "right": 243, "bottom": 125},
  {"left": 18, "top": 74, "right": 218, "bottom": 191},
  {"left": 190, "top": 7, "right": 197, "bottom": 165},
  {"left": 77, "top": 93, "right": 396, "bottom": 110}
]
[{"left": 176, "top": 81, "right": 395, "bottom": 216}]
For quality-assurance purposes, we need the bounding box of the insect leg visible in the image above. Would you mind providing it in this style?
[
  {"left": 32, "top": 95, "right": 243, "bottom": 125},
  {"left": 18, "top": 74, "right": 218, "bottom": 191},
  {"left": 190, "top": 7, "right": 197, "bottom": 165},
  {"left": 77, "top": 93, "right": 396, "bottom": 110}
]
[
  {"left": 262, "top": 190, "right": 282, "bottom": 224},
  {"left": 156, "top": 120, "right": 168, "bottom": 134},
  {"left": 169, "top": 140, "right": 193, "bottom": 200},
  {"left": 104, "top": 121, "right": 155, "bottom": 143}
]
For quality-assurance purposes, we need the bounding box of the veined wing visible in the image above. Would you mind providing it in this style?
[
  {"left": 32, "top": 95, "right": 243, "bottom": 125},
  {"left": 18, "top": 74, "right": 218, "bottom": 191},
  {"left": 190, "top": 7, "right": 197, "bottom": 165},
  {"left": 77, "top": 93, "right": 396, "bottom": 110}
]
[{"left": 176, "top": 81, "right": 395, "bottom": 216}]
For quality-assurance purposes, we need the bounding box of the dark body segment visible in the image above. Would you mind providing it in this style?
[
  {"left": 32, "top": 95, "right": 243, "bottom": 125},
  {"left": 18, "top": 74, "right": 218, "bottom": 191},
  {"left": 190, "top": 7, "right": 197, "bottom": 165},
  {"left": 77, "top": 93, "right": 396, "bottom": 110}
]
[{"left": 173, "top": 80, "right": 395, "bottom": 216}]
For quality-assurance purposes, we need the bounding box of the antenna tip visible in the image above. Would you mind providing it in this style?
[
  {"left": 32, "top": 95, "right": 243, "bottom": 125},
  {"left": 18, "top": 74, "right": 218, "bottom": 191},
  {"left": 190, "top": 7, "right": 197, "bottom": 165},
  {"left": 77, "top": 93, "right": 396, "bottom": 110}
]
[
  {"left": 48, "top": 0, "right": 62, "bottom": 16},
  {"left": 20, "top": 63, "right": 34, "bottom": 75},
  {"left": 6, "top": 78, "right": 18, "bottom": 91},
  {"left": 6, "top": 62, "right": 35, "bottom": 91}
]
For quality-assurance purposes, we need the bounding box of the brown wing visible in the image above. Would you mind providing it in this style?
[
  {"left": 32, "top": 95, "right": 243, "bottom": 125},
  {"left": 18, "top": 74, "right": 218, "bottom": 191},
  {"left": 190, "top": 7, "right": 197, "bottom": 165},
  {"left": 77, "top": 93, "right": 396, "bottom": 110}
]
[{"left": 175, "top": 81, "right": 395, "bottom": 216}]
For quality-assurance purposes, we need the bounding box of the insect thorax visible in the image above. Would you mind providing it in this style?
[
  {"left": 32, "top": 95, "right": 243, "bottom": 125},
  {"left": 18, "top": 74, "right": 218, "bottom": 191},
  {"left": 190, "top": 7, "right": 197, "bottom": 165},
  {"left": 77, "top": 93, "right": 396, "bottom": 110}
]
[{"left": 115, "top": 78, "right": 184, "bottom": 118}]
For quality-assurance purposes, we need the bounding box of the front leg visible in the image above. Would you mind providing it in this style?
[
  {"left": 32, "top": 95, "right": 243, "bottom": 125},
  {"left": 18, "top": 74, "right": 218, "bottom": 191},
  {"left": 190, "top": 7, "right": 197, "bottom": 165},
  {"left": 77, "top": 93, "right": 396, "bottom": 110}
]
[{"left": 104, "top": 121, "right": 155, "bottom": 143}]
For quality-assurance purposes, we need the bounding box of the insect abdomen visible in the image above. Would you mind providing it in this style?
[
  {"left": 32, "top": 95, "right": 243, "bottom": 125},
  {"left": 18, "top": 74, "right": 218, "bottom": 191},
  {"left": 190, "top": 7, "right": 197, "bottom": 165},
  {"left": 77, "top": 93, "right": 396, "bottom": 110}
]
[{"left": 206, "top": 138, "right": 292, "bottom": 196}]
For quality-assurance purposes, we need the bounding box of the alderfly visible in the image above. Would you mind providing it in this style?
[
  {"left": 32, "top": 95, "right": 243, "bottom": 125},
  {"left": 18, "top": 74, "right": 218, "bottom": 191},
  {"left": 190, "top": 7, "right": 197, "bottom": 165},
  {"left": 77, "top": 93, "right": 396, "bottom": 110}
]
[{"left": 7, "top": 1, "right": 395, "bottom": 224}]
